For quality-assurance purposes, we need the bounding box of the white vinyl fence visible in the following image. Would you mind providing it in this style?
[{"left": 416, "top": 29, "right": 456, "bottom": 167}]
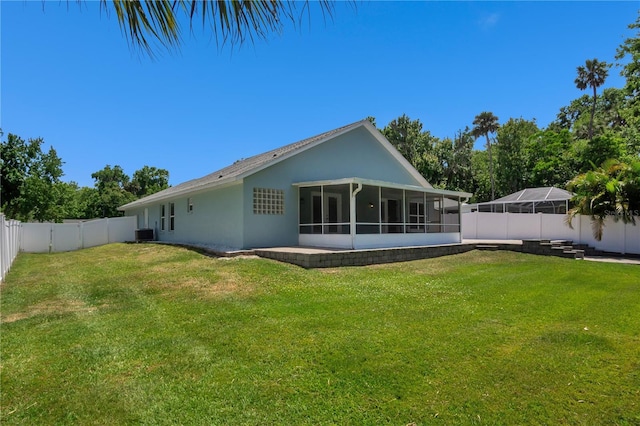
[
  {"left": 21, "top": 216, "right": 136, "bottom": 253},
  {"left": 1, "top": 214, "right": 22, "bottom": 282},
  {"left": 463, "top": 212, "right": 640, "bottom": 255}
]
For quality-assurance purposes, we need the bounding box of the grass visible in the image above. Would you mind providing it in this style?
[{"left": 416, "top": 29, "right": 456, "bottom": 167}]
[{"left": 1, "top": 243, "right": 639, "bottom": 425}]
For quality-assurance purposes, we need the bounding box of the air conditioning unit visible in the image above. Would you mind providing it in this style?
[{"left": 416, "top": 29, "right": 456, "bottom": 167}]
[{"left": 135, "top": 228, "right": 154, "bottom": 242}]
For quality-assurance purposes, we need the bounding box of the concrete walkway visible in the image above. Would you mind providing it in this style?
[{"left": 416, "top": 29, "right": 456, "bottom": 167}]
[
  {"left": 462, "top": 239, "right": 523, "bottom": 246},
  {"left": 583, "top": 256, "right": 640, "bottom": 265}
]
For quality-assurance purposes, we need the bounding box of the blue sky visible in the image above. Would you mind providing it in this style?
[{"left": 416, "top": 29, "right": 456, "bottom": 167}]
[{"left": 2, "top": 1, "right": 638, "bottom": 188}]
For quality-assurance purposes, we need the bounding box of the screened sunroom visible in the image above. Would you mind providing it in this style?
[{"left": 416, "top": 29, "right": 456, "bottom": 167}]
[
  {"left": 295, "top": 178, "right": 471, "bottom": 249},
  {"left": 464, "top": 187, "right": 573, "bottom": 214}
]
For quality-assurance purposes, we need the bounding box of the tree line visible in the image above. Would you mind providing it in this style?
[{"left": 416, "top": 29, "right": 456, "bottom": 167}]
[{"left": 0, "top": 132, "right": 168, "bottom": 222}]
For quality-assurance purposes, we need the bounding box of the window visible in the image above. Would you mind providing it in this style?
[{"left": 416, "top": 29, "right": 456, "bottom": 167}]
[
  {"left": 169, "top": 202, "right": 175, "bottom": 231},
  {"left": 160, "top": 204, "right": 166, "bottom": 231},
  {"left": 381, "top": 187, "right": 403, "bottom": 233},
  {"left": 427, "top": 195, "right": 443, "bottom": 233},
  {"left": 187, "top": 197, "right": 194, "bottom": 213},
  {"left": 253, "top": 188, "right": 284, "bottom": 215},
  {"left": 406, "top": 191, "right": 425, "bottom": 233}
]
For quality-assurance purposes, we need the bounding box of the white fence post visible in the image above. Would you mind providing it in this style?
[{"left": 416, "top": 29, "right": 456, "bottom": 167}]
[{"left": 1, "top": 214, "right": 22, "bottom": 282}]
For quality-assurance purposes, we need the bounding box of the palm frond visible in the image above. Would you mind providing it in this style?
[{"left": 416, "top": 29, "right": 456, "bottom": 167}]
[{"left": 103, "top": 0, "right": 341, "bottom": 56}]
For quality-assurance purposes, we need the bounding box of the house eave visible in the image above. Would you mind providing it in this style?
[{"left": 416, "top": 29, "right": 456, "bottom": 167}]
[
  {"left": 293, "top": 177, "right": 472, "bottom": 199},
  {"left": 118, "top": 178, "right": 242, "bottom": 211}
]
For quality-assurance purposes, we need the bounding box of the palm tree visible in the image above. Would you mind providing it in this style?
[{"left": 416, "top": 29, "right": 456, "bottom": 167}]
[
  {"left": 101, "top": 0, "right": 343, "bottom": 56},
  {"left": 566, "top": 159, "right": 640, "bottom": 240},
  {"left": 471, "top": 112, "right": 500, "bottom": 200},
  {"left": 574, "top": 58, "right": 611, "bottom": 141}
]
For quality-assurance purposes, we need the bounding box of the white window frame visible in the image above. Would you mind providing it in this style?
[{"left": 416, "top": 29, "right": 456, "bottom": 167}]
[{"left": 169, "top": 202, "right": 175, "bottom": 231}]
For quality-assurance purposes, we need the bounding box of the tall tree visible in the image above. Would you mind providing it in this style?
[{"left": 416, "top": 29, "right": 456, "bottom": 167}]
[
  {"left": 0, "top": 134, "right": 65, "bottom": 221},
  {"left": 574, "top": 58, "right": 611, "bottom": 141},
  {"left": 128, "top": 165, "right": 170, "bottom": 197},
  {"left": 526, "top": 130, "right": 577, "bottom": 188},
  {"left": 382, "top": 114, "right": 428, "bottom": 167},
  {"left": 436, "top": 128, "right": 474, "bottom": 192},
  {"left": 470, "top": 150, "right": 492, "bottom": 203},
  {"left": 616, "top": 13, "right": 640, "bottom": 104},
  {"left": 616, "top": 13, "right": 640, "bottom": 137},
  {"left": 91, "top": 165, "right": 136, "bottom": 217},
  {"left": 471, "top": 112, "right": 500, "bottom": 200},
  {"left": 495, "top": 118, "right": 539, "bottom": 195},
  {"left": 550, "top": 88, "right": 627, "bottom": 140}
]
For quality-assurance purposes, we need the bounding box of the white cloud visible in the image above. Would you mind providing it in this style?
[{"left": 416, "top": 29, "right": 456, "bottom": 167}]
[{"left": 478, "top": 13, "right": 500, "bottom": 30}]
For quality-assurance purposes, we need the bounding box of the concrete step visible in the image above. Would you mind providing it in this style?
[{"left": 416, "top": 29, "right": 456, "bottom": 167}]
[
  {"left": 551, "top": 240, "right": 573, "bottom": 245},
  {"left": 551, "top": 245, "right": 574, "bottom": 251}
]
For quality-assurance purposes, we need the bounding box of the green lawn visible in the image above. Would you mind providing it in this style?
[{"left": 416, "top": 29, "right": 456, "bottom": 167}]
[{"left": 1, "top": 244, "right": 639, "bottom": 425}]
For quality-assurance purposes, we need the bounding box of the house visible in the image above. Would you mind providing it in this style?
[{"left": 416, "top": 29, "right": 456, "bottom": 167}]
[
  {"left": 463, "top": 187, "right": 573, "bottom": 214},
  {"left": 119, "top": 120, "right": 472, "bottom": 250}
]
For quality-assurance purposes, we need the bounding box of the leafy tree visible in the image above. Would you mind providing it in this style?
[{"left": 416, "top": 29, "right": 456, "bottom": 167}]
[
  {"left": 551, "top": 88, "right": 628, "bottom": 140},
  {"left": 91, "top": 165, "right": 136, "bottom": 217},
  {"left": 98, "top": 0, "right": 347, "bottom": 56},
  {"left": 566, "top": 159, "right": 640, "bottom": 240},
  {"left": 470, "top": 150, "right": 492, "bottom": 203},
  {"left": 616, "top": 13, "right": 640, "bottom": 113},
  {"left": 435, "top": 129, "right": 474, "bottom": 192},
  {"left": 471, "top": 112, "right": 500, "bottom": 200},
  {"left": 574, "top": 58, "right": 611, "bottom": 141},
  {"left": 526, "top": 130, "right": 577, "bottom": 188},
  {"left": 74, "top": 186, "right": 102, "bottom": 219},
  {"left": 576, "top": 133, "right": 626, "bottom": 172},
  {"left": 128, "top": 165, "right": 170, "bottom": 197},
  {"left": 0, "top": 133, "right": 65, "bottom": 221},
  {"left": 551, "top": 94, "right": 593, "bottom": 134},
  {"left": 382, "top": 114, "right": 429, "bottom": 168},
  {"left": 1, "top": 134, "right": 39, "bottom": 218},
  {"left": 365, "top": 116, "right": 377, "bottom": 127},
  {"left": 495, "top": 118, "right": 539, "bottom": 195}
]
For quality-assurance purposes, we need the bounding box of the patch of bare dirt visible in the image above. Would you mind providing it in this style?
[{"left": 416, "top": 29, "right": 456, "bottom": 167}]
[
  {"left": 142, "top": 260, "right": 255, "bottom": 298},
  {"left": 2, "top": 299, "right": 100, "bottom": 324}
]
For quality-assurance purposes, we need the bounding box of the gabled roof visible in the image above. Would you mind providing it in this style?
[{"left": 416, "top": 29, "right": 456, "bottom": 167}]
[
  {"left": 119, "top": 120, "right": 432, "bottom": 211},
  {"left": 491, "top": 187, "right": 573, "bottom": 203}
]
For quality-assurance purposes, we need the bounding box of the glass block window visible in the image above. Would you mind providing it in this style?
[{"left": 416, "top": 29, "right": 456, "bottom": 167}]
[{"left": 253, "top": 188, "right": 284, "bottom": 215}]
